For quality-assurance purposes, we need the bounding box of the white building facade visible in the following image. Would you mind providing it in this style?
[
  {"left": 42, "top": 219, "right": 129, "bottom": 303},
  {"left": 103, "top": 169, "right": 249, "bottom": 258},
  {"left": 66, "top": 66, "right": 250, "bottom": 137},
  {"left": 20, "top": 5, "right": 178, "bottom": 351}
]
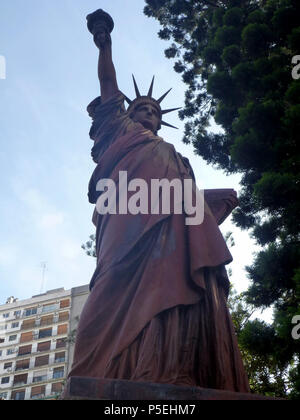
[{"left": 0, "top": 285, "right": 89, "bottom": 400}]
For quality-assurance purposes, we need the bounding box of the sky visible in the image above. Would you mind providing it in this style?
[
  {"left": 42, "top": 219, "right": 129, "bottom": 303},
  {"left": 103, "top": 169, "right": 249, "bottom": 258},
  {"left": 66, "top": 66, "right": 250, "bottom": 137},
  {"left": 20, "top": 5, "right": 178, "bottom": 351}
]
[{"left": 0, "top": 1, "right": 269, "bottom": 319}]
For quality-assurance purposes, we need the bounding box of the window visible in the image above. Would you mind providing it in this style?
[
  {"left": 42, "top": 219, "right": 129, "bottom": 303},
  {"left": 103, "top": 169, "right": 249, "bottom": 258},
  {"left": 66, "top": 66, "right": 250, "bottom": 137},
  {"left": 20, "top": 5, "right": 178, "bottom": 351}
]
[
  {"left": 34, "top": 354, "right": 49, "bottom": 367},
  {"left": 42, "top": 303, "right": 58, "bottom": 313},
  {"left": 0, "top": 324, "right": 7, "bottom": 330},
  {"left": 18, "top": 344, "right": 32, "bottom": 356},
  {"left": 23, "top": 307, "right": 37, "bottom": 317},
  {"left": 0, "top": 392, "right": 8, "bottom": 400},
  {"left": 15, "top": 359, "right": 30, "bottom": 371},
  {"left": 1, "top": 377, "right": 9, "bottom": 384},
  {"left": 53, "top": 367, "right": 64, "bottom": 379},
  {"left": 51, "top": 382, "right": 64, "bottom": 394},
  {"left": 58, "top": 311, "right": 69, "bottom": 322},
  {"left": 0, "top": 337, "right": 4, "bottom": 343},
  {"left": 11, "top": 322, "right": 19, "bottom": 328},
  {"left": 31, "top": 385, "right": 46, "bottom": 399},
  {"left": 40, "top": 315, "right": 53, "bottom": 326},
  {"left": 56, "top": 338, "right": 66, "bottom": 349},
  {"left": 11, "top": 390, "right": 25, "bottom": 400},
  {"left": 38, "top": 328, "right": 52, "bottom": 339},
  {"left": 9, "top": 334, "right": 17, "bottom": 342},
  {"left": 21, "top": 319, "right": 35, "bottom": 330},
  {"left": 14, "top": 310, "right": 21, "bottom": 318},
  {"left": 37, "top": 340, "right": 51, "bottom": 352},
  {"left": 13, "top": 373, "right": 28, "bottom": 386},
  {"left": 60, "top": 299, "right": 70, "bottom": 309},
  {"left": 20, "top": 331, "right": 33, "bottom": 343},
  {"left": 2, "top": 313, "right": 9, "bottom": 318},
  {"left": 54, "top": 351, "right": 65, "bottom": 363},
  {"left": 33, "top": 370, "right": 47, "bottom": 383},
  {"left": 4, "top": 362, "right": 12, "bottom": 369},
  {"left": 7, "top": 348, "right": 15, "bottom": 355},
  {"left": 57, "top": 324, "right": 68, "bottom": 335}
]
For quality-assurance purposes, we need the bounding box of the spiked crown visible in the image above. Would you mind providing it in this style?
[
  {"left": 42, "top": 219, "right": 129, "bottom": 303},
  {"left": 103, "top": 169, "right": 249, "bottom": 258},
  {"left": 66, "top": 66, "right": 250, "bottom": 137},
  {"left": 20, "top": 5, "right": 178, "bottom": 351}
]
[{"left": 125, "top": 75, "right": 180, "bottom": 130}]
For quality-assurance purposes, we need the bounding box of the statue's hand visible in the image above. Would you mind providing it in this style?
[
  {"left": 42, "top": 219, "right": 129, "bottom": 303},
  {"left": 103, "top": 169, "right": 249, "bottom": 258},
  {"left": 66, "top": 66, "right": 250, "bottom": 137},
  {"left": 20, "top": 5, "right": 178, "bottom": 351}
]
[{"left": 93, "top": 27, "right": 111, "bottom": 50}]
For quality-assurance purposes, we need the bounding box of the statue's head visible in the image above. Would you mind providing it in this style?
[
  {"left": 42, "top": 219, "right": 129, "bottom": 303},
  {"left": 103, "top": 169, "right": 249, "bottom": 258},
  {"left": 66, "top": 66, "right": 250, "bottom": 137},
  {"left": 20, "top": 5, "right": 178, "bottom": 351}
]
[
  {"left": 129, "top": 98, "right": 162, "bottom": 133},
  {"left": 126, "top": 76, "right": 180, "bottom": 134}
]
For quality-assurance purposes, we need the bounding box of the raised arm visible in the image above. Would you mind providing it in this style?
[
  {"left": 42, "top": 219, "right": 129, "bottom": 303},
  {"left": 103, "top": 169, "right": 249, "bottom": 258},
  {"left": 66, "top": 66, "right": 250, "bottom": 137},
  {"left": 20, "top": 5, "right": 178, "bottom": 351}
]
[
  {"left": 86, "top": 9, "right": 119, "bottom": 103},
  {"left": 94, "top": 27, "right": 119, "bottom": 102}
]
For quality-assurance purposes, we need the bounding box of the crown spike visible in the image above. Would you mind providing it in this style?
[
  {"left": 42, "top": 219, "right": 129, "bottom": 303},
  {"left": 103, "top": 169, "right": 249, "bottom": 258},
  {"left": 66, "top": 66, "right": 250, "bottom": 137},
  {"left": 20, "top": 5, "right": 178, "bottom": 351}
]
[
  {"left": 132, "top": 74, "right": 141, "bottom": 98},
  {"left": 161, "top": 120, "right": 178, "bottom": 129},
  {"left": 124, "top": 95, "right": 132, "bottom": 105},
  {"left": 147, "top": 76, "right": 155, "bottom": 98},
  {"left": 161, "top": 107, "right": 181, "bottom": 115},
  {"left": 157, "top": 88, "right": 172, "bottom": 104}
]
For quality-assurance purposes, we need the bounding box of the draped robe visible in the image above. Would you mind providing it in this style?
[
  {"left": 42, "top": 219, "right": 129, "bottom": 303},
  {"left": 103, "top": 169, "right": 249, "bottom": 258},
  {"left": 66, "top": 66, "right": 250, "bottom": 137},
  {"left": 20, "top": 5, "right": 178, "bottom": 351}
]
[{"left": 68, "top": 92, "right": 250, "bottom": 392}]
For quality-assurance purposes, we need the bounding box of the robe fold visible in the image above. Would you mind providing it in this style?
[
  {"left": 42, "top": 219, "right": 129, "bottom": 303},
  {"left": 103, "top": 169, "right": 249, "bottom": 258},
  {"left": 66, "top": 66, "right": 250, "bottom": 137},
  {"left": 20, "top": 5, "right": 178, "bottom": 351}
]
[{"left": 68, "top": 92, "right": 250, "bottom": 392}]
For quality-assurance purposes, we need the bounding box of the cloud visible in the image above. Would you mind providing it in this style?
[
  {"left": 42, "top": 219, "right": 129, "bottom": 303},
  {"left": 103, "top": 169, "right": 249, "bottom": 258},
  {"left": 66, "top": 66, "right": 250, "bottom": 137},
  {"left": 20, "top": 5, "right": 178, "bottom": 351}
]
[
  {"left": 0, "top": 245, "right": 17, "bottom": 267},
  {"left": 3, "top": 183, "right": 94, "bottom": 299},
  {"left": 59, "top": 238, "right": 82, "bottom": 260},
  {"left": 38, "top": 212, "right": 64, "bottom": 230},
  {"left": 14, "top": 78, "right": 48, "bottom": 133}
]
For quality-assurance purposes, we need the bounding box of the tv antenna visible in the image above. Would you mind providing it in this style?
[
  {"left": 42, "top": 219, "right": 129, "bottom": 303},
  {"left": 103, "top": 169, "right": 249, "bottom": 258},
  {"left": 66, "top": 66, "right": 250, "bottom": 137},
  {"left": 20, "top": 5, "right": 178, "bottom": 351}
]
[{"left": 40, "top": 262, "right": 47, "bottom": 293}]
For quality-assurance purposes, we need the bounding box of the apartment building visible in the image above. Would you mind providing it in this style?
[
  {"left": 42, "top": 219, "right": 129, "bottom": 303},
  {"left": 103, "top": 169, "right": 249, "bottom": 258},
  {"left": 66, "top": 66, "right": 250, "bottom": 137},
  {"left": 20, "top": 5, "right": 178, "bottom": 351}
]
[{"left": 0, "top": 285, "right": 89, "bottom": 400}]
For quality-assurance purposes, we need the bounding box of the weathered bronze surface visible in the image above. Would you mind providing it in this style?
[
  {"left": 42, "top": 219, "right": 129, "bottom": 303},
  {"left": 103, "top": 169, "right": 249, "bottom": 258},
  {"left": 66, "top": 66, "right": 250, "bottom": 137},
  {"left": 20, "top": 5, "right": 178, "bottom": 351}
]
[{"left": 67, "top": 10, "right": 250, "bottom": 393}]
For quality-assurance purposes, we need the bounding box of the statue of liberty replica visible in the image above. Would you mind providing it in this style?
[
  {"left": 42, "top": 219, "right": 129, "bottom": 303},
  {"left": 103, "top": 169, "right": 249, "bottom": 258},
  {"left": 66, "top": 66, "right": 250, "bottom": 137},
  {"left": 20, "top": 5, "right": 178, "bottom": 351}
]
[{"left": 68, "top": 9, "right": 249, "bottom": 393}]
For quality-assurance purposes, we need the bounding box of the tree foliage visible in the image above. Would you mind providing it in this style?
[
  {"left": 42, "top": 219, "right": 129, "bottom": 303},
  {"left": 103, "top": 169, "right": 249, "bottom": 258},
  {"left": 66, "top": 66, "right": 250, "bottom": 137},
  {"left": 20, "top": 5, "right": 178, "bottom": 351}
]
[
  {"left": 144, "top": 0, "right": 300, "bottom": 397},
  {"left": 228, "top": 289, "right": 298, "bottom": 397},
  {"left": 81, "top": 234, "right": 96, "bottom": 258}
]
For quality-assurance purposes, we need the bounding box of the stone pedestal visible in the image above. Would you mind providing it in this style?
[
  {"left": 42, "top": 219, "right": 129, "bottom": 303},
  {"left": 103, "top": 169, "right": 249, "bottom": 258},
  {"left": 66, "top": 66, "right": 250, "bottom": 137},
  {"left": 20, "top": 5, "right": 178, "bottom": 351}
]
[{"left": 62, "top": 377, "right": 278, "bottom": 400}]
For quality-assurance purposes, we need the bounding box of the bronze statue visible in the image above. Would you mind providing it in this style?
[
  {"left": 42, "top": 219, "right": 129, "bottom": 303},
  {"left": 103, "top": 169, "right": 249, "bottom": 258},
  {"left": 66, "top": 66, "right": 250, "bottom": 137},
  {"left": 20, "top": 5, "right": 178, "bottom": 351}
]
[{"left": 68, "top": 9, "right": 250, "bottom": 392}]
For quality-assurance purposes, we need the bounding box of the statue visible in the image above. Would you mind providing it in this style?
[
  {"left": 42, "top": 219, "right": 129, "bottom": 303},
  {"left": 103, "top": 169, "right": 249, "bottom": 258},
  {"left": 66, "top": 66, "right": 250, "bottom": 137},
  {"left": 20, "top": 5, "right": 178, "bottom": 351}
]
[{"left": 68, "top": 9, "right": 250, "bottom": 392}]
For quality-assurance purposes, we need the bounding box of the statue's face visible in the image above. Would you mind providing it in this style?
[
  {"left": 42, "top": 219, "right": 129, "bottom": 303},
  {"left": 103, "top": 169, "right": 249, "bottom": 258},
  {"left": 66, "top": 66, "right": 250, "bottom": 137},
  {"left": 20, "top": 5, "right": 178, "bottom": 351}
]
[{"left": 132, "top": 103, "right": 161, "bottom": 133}]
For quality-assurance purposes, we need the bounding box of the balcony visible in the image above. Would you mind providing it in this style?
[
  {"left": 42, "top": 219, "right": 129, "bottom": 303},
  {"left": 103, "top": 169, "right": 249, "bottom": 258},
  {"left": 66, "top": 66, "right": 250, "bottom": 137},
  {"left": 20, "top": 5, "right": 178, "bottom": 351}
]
[
  {"left": 17, "top": 340, "right": 67, "bottom": 358},
  {"left": 13, "top": 356, "right": 67, "bottom": 373},
  {"left": 12, "top": 380, "right": 27, "bottom": 388},
  {"left": 15, "top": 364, "right": 30, "bottom": 372},
  {"left": 32, "top": 375, "right": 47, "bottom": 383},
  {"left": 31, "top": 393, "right": 46, "bottom": 400},
  {"left": 20, "top": 314, "right": 69, "bottom": 332},
  {"left": 12, "top": 371, "right": 66, "bottom": 388},
  {"left": 20, "top": 302, "right": 70, "bottom": 320}
]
